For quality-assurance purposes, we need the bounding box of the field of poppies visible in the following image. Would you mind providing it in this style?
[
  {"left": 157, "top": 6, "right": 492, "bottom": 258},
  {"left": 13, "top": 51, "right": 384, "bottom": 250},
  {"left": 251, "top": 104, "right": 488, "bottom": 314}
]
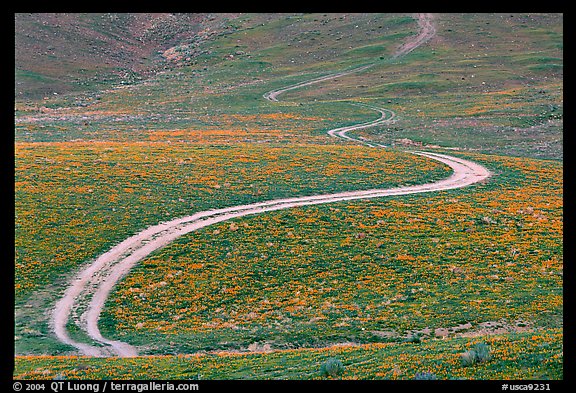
[
  {"left": 15, "top": 141, "right": 452, "bottom": 355},
  {"left": 96, "top": 152, "right": 562, "bottom": 356},
  {"left": 14, "top": 329, "right": 562, "bottom": 380},
  {"left": 14, "top": 12, "right": 562, "bottom": 381}
]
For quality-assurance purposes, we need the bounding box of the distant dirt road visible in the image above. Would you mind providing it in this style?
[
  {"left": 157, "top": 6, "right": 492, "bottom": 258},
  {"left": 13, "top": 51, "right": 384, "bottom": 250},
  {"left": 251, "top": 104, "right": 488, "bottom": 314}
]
[
  {"left": 393, "top": 13, "right": 436, "bottom": 58},
  {"left": 51, "top": 13, "right": 491, "bottom": 357},
  {"left": 262, "top": 13, "right": 436, "bottom": 102}
]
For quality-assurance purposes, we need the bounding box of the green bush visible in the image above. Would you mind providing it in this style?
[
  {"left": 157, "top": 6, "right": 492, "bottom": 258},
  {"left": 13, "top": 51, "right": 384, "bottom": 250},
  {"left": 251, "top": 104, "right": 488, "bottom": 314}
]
[
  {"left": 461, "top": 342, "right": 492, "bottom": 366},
  {"left": 405, "top": 332, "right": 423, "bottom": 343},
  {"left": 320, "top": 357, "right": 345, "bottom": 378},
  {"left": 472, "top": 342, "right": 492, "bottom": 363},
  {"left": 460, "top": 350, "right": 477, "bottom": 367},
  {"left": 413, "top": 371, "right": 438, "bottom": 380}
]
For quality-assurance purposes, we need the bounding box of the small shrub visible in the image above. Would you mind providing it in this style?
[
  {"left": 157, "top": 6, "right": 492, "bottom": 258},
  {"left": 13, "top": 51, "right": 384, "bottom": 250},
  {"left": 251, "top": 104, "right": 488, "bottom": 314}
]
[
  {"left": 460, "top": 342, "right": 492, "bottom": 366},
  {"left": 405, "top": 333, "right": 422, "bottom": 343},
  {"left": 320, "top": 357, "right": 345, "bottom": 378},
  {"left": 414, "top": 371, "right": 437, "bottom": 380},
  {"left": 472, "top": 342, "right": 492, "bottom": 363},
  {"left": 460, "top": 350, "right": 477, "bottom": 367}
]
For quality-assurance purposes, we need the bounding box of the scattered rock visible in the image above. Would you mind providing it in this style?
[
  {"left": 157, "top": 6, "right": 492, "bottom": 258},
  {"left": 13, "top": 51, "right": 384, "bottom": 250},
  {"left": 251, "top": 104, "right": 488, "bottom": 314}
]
[
  {"left": 451, "top": 322, "right": 473, "bottom": 332},
  {"left": 246, "top": 312, "right": 258, "bottom": 320},
  {"left": 434, "top": 328, "right": 450, "bottom": 337},
  {"left": 396, "top": 138, "right": 423, "bottom": 146},
  {"left": 450, "top": 266, "right": 465, "bottom": 275},
  {"left": 518, "top": 206, "right": 534, "bottom": 215},
  {"left": 371, "top": 330, "right": 398, "bottom": 338},
  {"left": 481, "top": 216, "right": 496, "bottom": 224},
  {"left": 248, "top": 342, "right": 272, "bottom": 352}
]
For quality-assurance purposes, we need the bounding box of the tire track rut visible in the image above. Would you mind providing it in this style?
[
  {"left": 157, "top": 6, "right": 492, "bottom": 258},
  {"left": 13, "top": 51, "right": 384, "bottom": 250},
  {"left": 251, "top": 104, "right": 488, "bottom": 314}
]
[{"left": 51, "top": 13, "right": 490, "bottom": 357}]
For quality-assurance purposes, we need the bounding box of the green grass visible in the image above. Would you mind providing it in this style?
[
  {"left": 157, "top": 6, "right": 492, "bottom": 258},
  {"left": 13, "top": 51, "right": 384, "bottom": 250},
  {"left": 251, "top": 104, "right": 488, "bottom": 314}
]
[
  {"left": 15, "top": 13, "right": 562, "bottom": 159},
  {"left": 15, "top": 142, "right": 451, "bottom": 355},
  {"left": 14, "top": 329, "right": 562, "bottom": 379},
  {"left": 14, "top": 13, "right": 563, "bottom": 379},
  {"left": 93, "top": 152, "right": 561, "bottom": 355},
  {"left": 15, "top": 68, "right": 59, "bottom": 84}
]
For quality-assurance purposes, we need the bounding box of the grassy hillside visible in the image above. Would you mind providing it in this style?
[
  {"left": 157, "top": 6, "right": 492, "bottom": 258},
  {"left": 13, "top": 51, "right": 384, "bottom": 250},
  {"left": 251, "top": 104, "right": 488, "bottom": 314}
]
[
  {"left": 14, "top": 13, "right": 562, "bottom": 380},
  {"left": 99, "top": 152, "right": 562, "bottom": 355},
  {"left": 14, "top": 329, "right": 562, "bottom": 380},
  {"left": 15, "top": 13, "right": 238, "bottom": 98},
  {"left": 15, "top": 143, "right": 450, "bottom": 354},
  {"left": 15, "top": 13, "right": 562, "bottom": 158}
]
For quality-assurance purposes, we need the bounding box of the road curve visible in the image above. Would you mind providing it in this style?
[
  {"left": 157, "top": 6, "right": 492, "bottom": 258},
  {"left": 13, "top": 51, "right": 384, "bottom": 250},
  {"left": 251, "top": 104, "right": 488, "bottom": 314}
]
[
  {"left": 51, "top": 13, "right": 491, "bottom": 357},
  {"left": 53, "top": 149, "right": 490, "bottom": 357},
  {"left": 263, "top": 64, "right": 374, "bottom": 102},
  {"left": 393, "top": 13, "right": 436, "bottom": 58},
  {"left": 327, "top": 103, "right": 395, "bottom": 147}
]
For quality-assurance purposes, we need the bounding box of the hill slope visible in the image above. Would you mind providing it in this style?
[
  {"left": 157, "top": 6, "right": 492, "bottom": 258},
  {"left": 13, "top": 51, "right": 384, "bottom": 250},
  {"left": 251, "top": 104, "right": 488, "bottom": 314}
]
[
  {"left": 15, "top": 13, "right": 240, "bottom": 98},
  {"left": 14, "top": 13, "right": 562, "bottom": 380}
]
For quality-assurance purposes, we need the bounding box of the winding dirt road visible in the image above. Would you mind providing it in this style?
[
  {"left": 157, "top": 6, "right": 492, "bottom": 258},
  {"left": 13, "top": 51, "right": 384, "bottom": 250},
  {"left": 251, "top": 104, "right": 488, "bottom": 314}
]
[
  {"left": 393, "top": 13, "right": 436, "bottom": 58},
  {"left": 50, "top": 13, "right": 491, "bottom": 357},
  {"left": 263, "top": 64, "right": 374, "bottom": 102}
]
